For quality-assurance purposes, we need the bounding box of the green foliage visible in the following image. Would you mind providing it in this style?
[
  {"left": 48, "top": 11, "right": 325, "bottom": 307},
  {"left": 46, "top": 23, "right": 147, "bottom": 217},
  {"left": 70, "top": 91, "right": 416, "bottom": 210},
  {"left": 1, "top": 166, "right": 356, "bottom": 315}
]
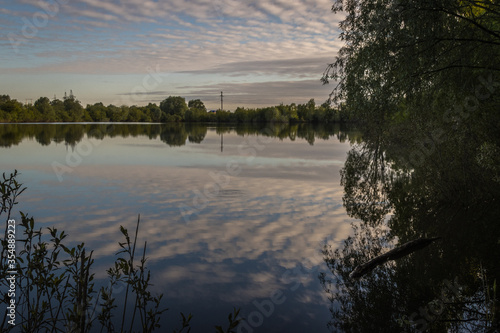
[
  {"left": 86, "top": 102, "right": 107, "bottom": 122},
  {"left": 64, "top": 96, "right": 84, "bottom": 122},
  {"left": 319, "top": 8, "right": 500, "bottom": 330},
  {"left": 160, "top": 96, "right": 188, "bottom": 120},
  {"left": 52, "top": 98, "right": 69, "bottom": 122},
  {"left": 34, "top": 97, "right": 56, "bottom": 122},
  {"left": 323, "top": 0, "right": 500, "bottom": 125},
  {"left": 146, "top": 103, "right": 162, "bottom": 123},
  {"left": 188, "top": 99, "right": 207, "bottom": 113},
  {"left": 0, "top": 94, "right": 354, "bottom": 124}
]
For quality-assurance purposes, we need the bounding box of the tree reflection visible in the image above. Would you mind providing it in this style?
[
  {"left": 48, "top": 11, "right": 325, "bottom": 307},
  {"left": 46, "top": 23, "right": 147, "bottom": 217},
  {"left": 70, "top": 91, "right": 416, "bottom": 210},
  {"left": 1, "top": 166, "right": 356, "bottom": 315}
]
[
  {"left": 341, "top": 141, "right": 393, "bottom": 226},
  {"left": 159, "top": 123, "right": 188, "bottom": 146},
  {"left": 0, "top": 123, "right": 360, "bottom": 148},
  {"left": 321, "top": 118, "right": 500, "bottom": 331},
  {"left": 185, "top": 123, "right": 207, "bottom": 143}
]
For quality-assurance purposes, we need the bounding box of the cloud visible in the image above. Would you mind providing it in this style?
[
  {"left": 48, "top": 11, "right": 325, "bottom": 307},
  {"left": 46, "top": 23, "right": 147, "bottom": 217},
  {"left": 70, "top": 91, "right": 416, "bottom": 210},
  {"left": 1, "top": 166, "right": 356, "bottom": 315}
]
[
  {"left": 177, "top": 79, "right": 335, "bottom": 107},
  {"left": 6, "top": 127, "right": 357, "bottom": 321},
  {"left": 21, "top": 162, "right": 353, "bottom": 301},
  {"left": 0, "top": 0, "right": 343, "bottom": 107},
  {"left": 112, "top": 78, "right": 333, "bottom": 108},
  {"left": 1, "top": 0, "right": 342, "bottom": 71},
  {"left": 178, "top": 57, "right": 332, "bottom": 77}
]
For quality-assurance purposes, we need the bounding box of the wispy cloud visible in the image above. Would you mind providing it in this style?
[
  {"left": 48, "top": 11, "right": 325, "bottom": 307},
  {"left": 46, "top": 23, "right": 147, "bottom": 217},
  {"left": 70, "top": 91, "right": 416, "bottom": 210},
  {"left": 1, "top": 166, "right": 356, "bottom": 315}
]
[
  {"left": 178, "top": 79, "right": 334, "bottom": 107},
  {"left": 0, "top": 0, "right": 343, "bottom": 107}
]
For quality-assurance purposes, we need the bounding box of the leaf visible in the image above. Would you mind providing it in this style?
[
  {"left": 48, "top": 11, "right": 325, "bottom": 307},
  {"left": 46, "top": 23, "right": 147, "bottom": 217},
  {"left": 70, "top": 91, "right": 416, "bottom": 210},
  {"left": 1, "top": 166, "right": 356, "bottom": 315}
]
[{"left": 61, "top": 244, "right": 71, "bottom": 254}]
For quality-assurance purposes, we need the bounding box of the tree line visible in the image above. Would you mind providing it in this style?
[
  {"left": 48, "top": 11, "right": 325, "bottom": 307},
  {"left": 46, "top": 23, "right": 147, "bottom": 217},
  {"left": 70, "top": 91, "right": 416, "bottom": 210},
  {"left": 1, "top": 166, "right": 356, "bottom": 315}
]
[{"left": 0, "top": 95, "right": 355, "bottom": 124}]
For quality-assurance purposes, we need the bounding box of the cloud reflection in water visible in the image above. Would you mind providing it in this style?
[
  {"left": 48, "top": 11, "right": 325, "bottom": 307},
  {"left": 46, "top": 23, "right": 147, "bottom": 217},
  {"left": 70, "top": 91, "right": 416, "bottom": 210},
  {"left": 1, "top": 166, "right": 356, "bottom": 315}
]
[{"left": 5, "top": 128, "right": 356, "bottom": 332}]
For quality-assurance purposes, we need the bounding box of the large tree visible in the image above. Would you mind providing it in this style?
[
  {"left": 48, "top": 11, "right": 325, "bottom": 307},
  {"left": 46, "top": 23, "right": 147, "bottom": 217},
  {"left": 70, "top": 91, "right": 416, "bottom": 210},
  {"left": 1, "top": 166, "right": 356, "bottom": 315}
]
[
  {"left": 63, "top": 96, "right": 84, "bottom": 122},
  {"left": 34, "top": 97, "right": 56, "bottom": 122},
  {"left": 188, "top": 99, "right": 206, "bottom": 112},
  {"left": 323, "top": 0, "right": 500, "bottom": 124},
  {"left": 160, "top": 96, "right": 188, "bottom": 120}
]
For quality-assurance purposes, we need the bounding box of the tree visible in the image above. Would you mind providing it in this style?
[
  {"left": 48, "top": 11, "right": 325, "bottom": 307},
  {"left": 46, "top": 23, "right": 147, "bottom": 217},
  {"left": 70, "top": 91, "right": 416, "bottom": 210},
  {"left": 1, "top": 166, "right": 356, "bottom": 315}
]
[
  {"left": 321, "top": 128, "right": 500, "bottom": 331},
  {"left": 322, "top": 0, "right": 500, "bottom": 124},
  {"left": 234, "top": 107, "right": 249, "bottom": 123},
  {"left": 86, "top": 102, "right": 107, "bottom": 122},
  {"left": 188, "top": 99, "right": 206, "bottom": 113},
  {"left": 0, "top": 95, "right": 24, "bottom": 122},
  {"left": 263, "top": 107, "right": 280, "bottom": 122},
  {"left": 106, "top": 105, "right": 123, "bottom": 122},
  {"left": 215, "top": 110, "right": 232, "bottom": 123},
  {"left": 63, "top": 96, "right": 84, "bottom": 122},
  {"left": 51, "top": 98, "right": 67, "bottom": 122},
  {"left": 145, "top": 103, "right": 162, "bottom": 123},
  {"left": 279, "top": 103, "right": 298, "bottom": 122},
  {"left": 126, "top": 106, "right": 144, "bottom": 122},
  {"left": 185, "top": 99, "right": 207, "bottom": 122},
  {"left": 160, "top": 96, "right": 188, "bottom": 121},
  {"left": 34, "top": 97, "right": 56, "bottom": 122}
]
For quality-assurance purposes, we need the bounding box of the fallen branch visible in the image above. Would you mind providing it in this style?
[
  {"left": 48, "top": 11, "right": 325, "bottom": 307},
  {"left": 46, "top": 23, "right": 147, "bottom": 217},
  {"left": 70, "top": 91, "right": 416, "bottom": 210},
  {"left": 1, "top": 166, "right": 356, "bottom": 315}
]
[{"left": 350, "top": 237, "right": 441, "bottom": 279}]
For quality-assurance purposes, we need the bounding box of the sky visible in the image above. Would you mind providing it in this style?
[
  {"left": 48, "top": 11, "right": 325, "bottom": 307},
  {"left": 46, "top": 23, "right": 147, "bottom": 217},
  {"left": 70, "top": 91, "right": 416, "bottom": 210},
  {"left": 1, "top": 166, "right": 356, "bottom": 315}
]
[{"left": 0, "top": 0, "right": 344, "bottom": 110}]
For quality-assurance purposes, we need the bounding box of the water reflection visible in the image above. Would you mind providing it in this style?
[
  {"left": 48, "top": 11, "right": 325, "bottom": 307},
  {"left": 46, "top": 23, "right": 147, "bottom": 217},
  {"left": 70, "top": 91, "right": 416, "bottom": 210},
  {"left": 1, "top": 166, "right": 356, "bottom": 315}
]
[
  {"left": 321, "top": 119, "right": 500, "bottom": 331},
  {"left": 0, "top": 122, "right": 362, "bottom": 148},
  {"left": 0, "top": 123, "right": 361, "bottom": 332}
]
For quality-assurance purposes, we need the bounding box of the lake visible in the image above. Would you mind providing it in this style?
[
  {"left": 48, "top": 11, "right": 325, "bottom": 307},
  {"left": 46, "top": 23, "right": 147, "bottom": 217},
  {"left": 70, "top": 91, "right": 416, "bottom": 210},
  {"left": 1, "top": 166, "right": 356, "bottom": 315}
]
[{"left": 0, "top": 123, "right": 361, "bottom": 332}]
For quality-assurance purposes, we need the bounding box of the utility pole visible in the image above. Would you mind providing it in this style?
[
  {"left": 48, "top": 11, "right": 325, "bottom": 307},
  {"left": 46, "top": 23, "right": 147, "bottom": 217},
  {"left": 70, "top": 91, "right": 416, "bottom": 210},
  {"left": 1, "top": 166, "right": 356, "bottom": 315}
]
[{"left": 220, "top": 91, "right": 224, "bottom": 153}]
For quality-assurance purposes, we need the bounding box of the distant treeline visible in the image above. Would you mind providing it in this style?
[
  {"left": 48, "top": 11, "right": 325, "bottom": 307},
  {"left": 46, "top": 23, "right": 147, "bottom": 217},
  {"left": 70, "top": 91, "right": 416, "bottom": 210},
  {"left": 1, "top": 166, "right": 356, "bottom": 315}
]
[{"left": 0, "top": 95, "right": 356, "bottom": 123}]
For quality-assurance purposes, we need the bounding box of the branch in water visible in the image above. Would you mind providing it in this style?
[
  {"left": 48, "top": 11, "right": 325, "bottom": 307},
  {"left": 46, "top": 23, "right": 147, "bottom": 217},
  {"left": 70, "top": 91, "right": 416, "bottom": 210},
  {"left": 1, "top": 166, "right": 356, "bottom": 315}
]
[{"left": 350, "top": 237, "right": 441, "bottom": 279}]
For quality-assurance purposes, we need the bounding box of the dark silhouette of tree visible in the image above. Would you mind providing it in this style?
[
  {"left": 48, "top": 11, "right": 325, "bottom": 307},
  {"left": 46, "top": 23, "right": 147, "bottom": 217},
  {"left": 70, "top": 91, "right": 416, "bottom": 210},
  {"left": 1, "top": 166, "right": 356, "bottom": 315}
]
[
  {"left": 321, "top": 118, "right": 500, "bottom": 331},
  {"left": 323, "top": 0, "right": 500, "bottom": 125}
]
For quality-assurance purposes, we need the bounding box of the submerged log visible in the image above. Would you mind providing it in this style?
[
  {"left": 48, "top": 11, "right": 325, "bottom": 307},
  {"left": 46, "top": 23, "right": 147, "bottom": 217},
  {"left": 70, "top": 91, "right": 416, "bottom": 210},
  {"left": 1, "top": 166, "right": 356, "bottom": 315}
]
[{"left": 349, "top": 237, "right": 441, "bottom": 279}]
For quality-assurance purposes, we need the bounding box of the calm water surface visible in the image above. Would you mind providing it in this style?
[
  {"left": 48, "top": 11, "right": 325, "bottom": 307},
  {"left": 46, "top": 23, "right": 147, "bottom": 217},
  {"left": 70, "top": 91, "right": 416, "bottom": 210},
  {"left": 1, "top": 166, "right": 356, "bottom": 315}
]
[{"left": 0, "top": 123, "right": 360, "bottom": 332}]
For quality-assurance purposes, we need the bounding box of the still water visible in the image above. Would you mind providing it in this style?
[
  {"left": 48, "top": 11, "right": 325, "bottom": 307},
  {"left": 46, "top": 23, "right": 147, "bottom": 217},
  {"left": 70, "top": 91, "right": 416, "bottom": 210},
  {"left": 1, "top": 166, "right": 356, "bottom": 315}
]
[{"left": 0, "top": 123, "right": 360, "bottom": 332}]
